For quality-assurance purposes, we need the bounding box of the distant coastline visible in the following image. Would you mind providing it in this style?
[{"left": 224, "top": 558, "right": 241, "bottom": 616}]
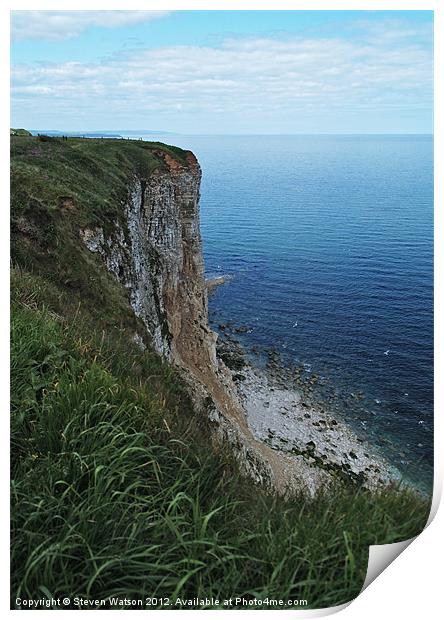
[{"left": 28, "top": 129, "right": 177, "bottom": 139}]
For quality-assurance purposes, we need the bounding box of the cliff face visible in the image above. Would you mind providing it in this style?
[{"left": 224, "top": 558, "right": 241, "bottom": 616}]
[
  {"left": 80, "top": 151, "right": 216, "bottom": 367},
  {"left": 80, "top": 148, "right": 287, "bottom": 489}
]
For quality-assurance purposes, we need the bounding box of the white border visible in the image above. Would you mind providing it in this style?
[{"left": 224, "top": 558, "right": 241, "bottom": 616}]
[{"left": 3, "top": 1, "right": 442, "bottom": 617}]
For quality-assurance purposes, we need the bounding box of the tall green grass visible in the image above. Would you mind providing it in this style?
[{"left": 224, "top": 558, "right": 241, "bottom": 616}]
[{"left": 11, "top": 272, "right": 430, "bottom": 610}]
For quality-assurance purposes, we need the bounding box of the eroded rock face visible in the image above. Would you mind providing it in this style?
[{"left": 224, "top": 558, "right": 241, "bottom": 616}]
[{"left": 80, "top": 152, "right": 211, "bottom": 362}]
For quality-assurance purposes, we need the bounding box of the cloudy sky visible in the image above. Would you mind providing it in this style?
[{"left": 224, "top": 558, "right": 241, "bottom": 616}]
[{"left": 10, "top": 10, "right": 433, "bottom": 134}]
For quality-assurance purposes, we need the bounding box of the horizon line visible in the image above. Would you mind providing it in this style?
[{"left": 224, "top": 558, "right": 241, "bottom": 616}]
[{"left": 25, "top": 130, "right": 434, "bottom": 137}]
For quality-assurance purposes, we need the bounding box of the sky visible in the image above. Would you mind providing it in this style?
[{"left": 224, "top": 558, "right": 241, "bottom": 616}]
[{"left": 10, "top": 10, "right": 434, "bottom": 134}]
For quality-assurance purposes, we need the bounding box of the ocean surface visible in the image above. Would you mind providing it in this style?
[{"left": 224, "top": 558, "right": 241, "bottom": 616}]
[{"left": 133, "top": 134, "right": 434, "bottom": 492}]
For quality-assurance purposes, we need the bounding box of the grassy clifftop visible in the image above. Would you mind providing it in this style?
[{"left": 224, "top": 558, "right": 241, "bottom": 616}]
[
  {"left": 11, "top": 135, "right": 189, "bottom": 332},
  {"left": 11, "top": 134, "right": 188, "bottom": 232},
  {"left": 10, "top": 128, "right": 32, "bottom": 136},
  {"left": 10, "top": 136, "right": 431, "bottom": 609}
]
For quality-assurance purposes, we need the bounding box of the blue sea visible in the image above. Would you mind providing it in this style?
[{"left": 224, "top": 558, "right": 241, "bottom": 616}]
[{"left": 135, "top": 134, "right": 434, "bottom": 492}]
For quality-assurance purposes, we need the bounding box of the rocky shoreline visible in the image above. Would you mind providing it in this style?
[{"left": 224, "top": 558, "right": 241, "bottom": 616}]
[{"left": 216, "top": 328, "right": 401, "bottom": 491}]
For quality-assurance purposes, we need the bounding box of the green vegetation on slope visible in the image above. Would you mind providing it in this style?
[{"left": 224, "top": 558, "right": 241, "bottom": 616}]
[
  {"left": 11, "top": 135, "right": 187, "bottom": 233},
  {"left": 10, "top": 270, "right": 430, "bottom": 610},
  {"left": 11, "top": 135, "right": 188, "bottom": 330},
  {"left": 10, "top": 136, "right": 431, "bottom": 610},
  {"left": 10, "top": 128, "right": 32, "bottom": 136}
]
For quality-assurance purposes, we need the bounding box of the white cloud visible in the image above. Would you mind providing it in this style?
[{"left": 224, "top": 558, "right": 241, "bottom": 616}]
[
  {"left": 10, "top": 20, "right": 433, "bottom": 130},
  {"left": 11, "top": 10, "right": 170, "bottom": 41}
]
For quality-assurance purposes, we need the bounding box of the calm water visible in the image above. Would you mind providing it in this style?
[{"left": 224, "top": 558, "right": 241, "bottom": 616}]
[{"left": 135, "top": 134, "right": 434, "bottom": 491}]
